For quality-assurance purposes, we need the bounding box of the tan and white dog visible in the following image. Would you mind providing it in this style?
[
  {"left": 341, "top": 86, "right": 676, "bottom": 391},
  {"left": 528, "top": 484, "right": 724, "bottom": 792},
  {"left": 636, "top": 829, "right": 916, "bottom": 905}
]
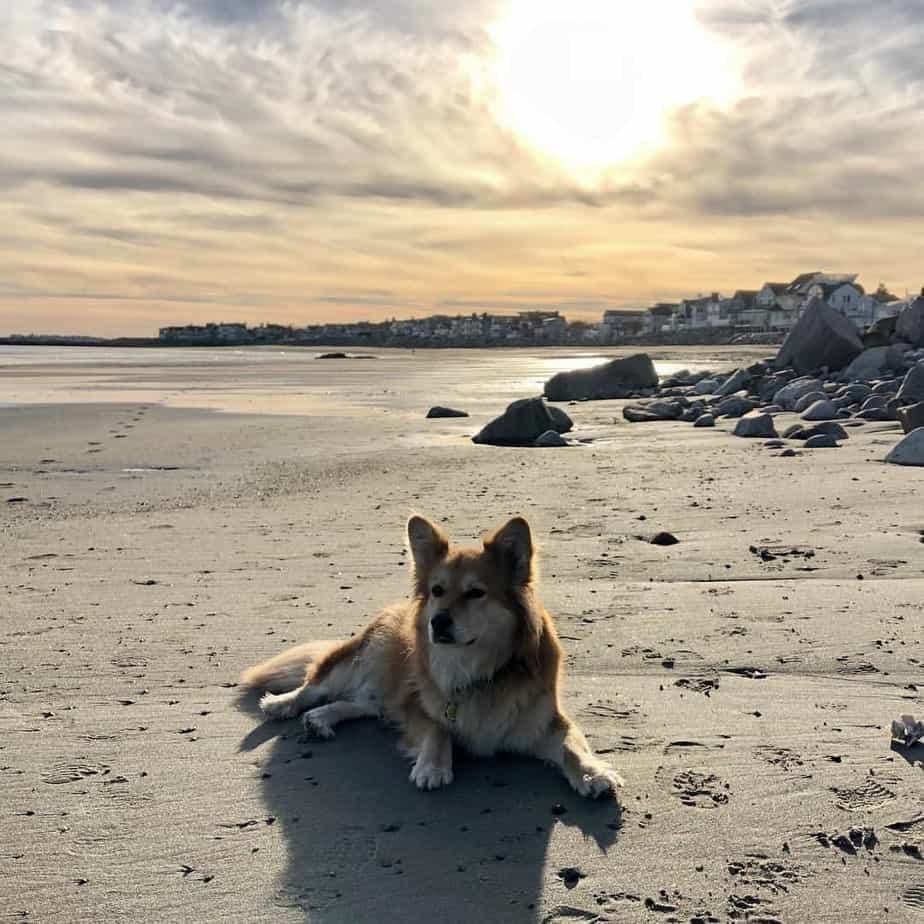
[{"left": 241, "top": 515, "right": 623, "bottom": 798}]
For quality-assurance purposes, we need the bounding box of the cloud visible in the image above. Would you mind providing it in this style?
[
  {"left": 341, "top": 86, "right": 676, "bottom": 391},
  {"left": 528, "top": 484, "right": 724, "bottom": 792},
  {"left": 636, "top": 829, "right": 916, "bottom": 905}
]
[{"left": 1, "top": 0, "right": 923, "bottom": 335}]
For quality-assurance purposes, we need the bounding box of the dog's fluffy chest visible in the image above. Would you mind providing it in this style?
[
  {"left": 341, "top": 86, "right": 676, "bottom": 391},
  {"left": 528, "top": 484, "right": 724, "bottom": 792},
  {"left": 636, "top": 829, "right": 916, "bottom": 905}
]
[{"left": 437, "top": 687, "right": 555, "bottom": 756}]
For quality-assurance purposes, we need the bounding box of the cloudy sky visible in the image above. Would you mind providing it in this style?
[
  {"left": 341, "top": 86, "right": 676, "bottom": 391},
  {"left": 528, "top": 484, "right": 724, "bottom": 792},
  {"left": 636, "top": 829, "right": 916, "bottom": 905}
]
[{"left": 2, "top": 0, "right": 923, "bottom": 336}]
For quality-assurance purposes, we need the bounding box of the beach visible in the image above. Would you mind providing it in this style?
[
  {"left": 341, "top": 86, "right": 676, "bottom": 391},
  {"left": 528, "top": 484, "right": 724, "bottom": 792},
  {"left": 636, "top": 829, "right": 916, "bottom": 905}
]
[{"left": 1, "top": 345, "right": 922, "bottom": 924}]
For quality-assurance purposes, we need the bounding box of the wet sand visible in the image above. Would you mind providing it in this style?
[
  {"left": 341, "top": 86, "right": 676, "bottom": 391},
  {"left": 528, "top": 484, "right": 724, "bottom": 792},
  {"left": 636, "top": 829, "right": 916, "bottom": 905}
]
[{"left": 1, "top": 347, "right": 922, "bottom": 923}]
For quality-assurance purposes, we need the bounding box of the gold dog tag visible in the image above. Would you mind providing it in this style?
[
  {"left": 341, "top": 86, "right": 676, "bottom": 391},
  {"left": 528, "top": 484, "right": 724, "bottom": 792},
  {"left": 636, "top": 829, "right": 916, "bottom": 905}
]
[{"left": 444, "top": 702, "right": 458, "bottom": 723}]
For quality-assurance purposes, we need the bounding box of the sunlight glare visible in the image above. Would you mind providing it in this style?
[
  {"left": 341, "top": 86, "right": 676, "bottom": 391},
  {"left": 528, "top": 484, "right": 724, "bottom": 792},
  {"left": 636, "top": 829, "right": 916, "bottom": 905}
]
[{"left": 491, "top": 0, "right": 735, "bottom": 169}]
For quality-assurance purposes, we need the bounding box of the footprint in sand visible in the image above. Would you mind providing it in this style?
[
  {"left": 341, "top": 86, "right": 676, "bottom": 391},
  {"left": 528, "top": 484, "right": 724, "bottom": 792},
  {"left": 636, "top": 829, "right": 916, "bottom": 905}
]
[
  {"left": 831, "top": 778, "right": 896, "bottom": 811},
  {"left": 901, "top": 883, "right": 924, "bottom": 910},
  {"left": 754, "top": 745, "right": 804, "bottom": 771},
  {"left": 42, "top": 761, "right": 110, "bottom": 784},
  {"left": 671, "top": 769, "right": 730, "bottom": 808}
]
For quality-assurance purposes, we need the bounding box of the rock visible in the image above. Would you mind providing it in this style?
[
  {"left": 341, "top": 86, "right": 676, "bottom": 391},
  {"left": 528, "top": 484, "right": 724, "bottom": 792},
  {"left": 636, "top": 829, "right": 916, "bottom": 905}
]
[
  {"left": 793, "top": 391, "right": 828, "bottom": 413},
  {"left": 842, "top": 347, "right": 890, "bottom": 381},
  {"left": 734, "top": 413, "right": 778, "bottom": 438},
  {"left": 773, "top": 377, "right": 824, "bottom": 410},
  {"left": 693, "top": 378, "right": 720, "bottom": 395},
  {"left": 800, "top": 399, "right": 839, "bottom": 421},
  {"left": 895, "top": 296, "right": 924, "bottom": 347},
  {"left": 863, "top": 315, "right": 897, "bottom": 347},
  {"left": 693, "top": 414, "right": 715, "bottom": 428},
  {"left": 855, "top": 407, "right": 892, "bottom": 421},
  {"left": 714, "top": 368, "right": 752, "bottom": 397},
  {"left": 805, "top": 433, "right": 839, "bottom": 448},
  {"left": 835, "top": 383, "right": 873, "bottom": 401},
  {"left": 871, "top": 379, "right": 900, "bottom": 395},
  {"left": 886, "top": 397, "right": 903, "bottom": 420},
  {"left": 814, "top": 421, "right": 849, "bottom": 440},
  {"left": 714, "top": 396, "right": 756, "bottom": 418},
  {"left": 764, "top": 440, "right": 785, "bottom": 449},
  {"left": 651, "top": 532, "right": 679, "bottom": 546},
  {"left": 779, "top": 448, "right": 798, "bottom": 457},
  {"left": 547, "top": 405, "right": 574, "bottom": 434},
  {"left": 896, "top": 365, "right": 924, "bottom": 405},
  {"left": 544, "top": 354, "right": 658, "bottom": 401},
  {"left": 426, "top": 406, "right": 469, "bottom": 419},
  {"left": 762, "top": 404, "right": 783, "bottom": 414},
  {"left": 534, "top": 429, "right": 569, "bottom": 447},
  {"left": 885, "top": 427, "right": 924, "bottom": 466},
  {"left": 318, "top": 352, "right": 348, "bottom": 359},
  {"left": 859, "top": 395, "right": 887, "bottom": 411},
  {"left": 898, "top": 402, "right": 924, "bottom": 434},
  {"left": 472, "top": 397, "right": 560, "bottom": 446},
  {"left": 623, "top": 400, "right": 684, "bottom": 423},
  {"left": 775, "top": 297, "right": 863, "bottom": 374}
]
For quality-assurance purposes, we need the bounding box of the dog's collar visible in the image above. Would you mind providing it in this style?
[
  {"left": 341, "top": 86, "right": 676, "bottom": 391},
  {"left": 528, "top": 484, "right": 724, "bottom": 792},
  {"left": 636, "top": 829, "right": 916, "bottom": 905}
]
[{"left": 441, "top": 657, "right": 527, "bottom": 723}]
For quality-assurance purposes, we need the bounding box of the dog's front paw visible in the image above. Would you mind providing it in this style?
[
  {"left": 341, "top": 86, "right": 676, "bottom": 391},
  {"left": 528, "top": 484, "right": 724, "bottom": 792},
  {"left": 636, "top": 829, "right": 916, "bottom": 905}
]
[
  {"left": 409, "top": 758, "right": 454, "bottom": 791},
  {"left": 570, "top": 763, "right": 624, "bottom": 799},
  {"left": 302, "top": 711, "right": 335, "bottom": 740},
  {"left": 260, "top": 691, "right": 301, "bottom": 720}
]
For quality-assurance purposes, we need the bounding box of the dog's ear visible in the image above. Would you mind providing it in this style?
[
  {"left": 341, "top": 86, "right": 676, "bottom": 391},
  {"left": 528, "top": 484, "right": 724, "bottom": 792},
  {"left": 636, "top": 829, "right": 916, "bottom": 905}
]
[
  {"left": 484, "top": 516, "right": 534, "bottom": 586},
  {"left": 406, "top": 515, "right": 449, "bottom": 591}
]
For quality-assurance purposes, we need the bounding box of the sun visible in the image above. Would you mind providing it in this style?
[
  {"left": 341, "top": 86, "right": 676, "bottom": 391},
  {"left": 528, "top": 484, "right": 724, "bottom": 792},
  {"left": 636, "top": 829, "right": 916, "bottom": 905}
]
[{"left": 490, "top": 0, "right": 735, "bottom": 170}]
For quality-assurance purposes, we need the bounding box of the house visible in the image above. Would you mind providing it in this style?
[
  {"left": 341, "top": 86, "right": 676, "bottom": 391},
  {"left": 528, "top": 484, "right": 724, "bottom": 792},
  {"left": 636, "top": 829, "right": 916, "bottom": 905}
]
[
  {"left": 646, "top": 303, "right": 677, "bottom": 334},
  {"left": 806, "top": 279, "right": 867, "bottom": 326},
  {"left": 729, "top": 290, "right": 769, "bottom": 330},
  {"left": 601, "top": 310, "right": 647, "bottom": 342}
]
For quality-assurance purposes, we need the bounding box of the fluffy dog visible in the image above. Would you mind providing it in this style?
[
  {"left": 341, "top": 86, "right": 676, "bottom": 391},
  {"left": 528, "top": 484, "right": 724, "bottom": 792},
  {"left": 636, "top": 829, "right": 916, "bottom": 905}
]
[{"left": 241, "top": 515, "right": 622, "bottom": 798}]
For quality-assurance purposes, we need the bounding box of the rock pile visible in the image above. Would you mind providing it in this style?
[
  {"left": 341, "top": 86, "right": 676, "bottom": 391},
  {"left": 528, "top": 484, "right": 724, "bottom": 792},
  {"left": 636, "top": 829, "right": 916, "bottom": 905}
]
[{"left": 615, "top": 300, "right": 924, "bottom": 463}]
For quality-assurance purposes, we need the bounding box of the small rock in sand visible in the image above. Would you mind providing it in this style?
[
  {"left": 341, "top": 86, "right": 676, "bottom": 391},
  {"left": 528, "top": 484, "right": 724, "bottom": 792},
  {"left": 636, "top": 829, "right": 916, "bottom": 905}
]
[{"left": 426, "top": 406, "right": 469, "bottom": 419}]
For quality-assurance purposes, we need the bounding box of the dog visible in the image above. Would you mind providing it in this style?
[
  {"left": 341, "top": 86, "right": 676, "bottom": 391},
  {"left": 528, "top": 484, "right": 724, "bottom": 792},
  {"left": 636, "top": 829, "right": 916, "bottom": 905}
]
[{"left": 241, "top": 515, "right": 623, "bottom": 798}]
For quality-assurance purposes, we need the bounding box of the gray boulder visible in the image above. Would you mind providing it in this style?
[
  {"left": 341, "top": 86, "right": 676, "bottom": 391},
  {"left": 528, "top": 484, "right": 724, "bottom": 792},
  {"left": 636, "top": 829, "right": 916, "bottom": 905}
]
[
  {"left": 775, "top": 297, "right": 863, "bottom": 374},
  {"left": 885, "top": 427, "right": 924, "bottom": 466},
  {"left": 473, "top": 397, "right": 560, "bottom": 445},
  {"left": 895, "top": 296, "right": 924, "bottom": 347},
  {"left": 896, "top": 365, "right": 924, "bottom": 406},
  {"left": 800, "top": 399, "right": 839, "bottom": 421},
  {"left": 693, "top": 414, "right": 715, "bottom": 428},
  {"left": 898, "top": 402, "right": 924, "bottom": 434},
  {"left": 733, "top": 413, "right": 778, "bottom": 438},
  {"left": 842, "top": 347, "right": 889, "bottom": 381},
  {"left": 805, "top": 434, "right": 839, "bottom": 448},
  {"left": 773, "top": 377, "right": 823, "bottom": 410},
  {"left": 793, "top": 391, "right": 828, "bottom": 413},
  {"left": 544, "top": 354, "right": 658, "bottom": 401},
  {"left": 535, "top": 429, "right": 569, "bottom": 447},
  {"left": 693, "top": 378, "right": 720, "bottom": 395},
  {"left": 714, "top": 368, "right": 752, "bottom": 397},
  {"left": 547, "top": 404, "right": 574, "bottom": 434},
  {"left": 426, "top": 406, "right": 469, "bottom": 418},
  {"left": 872, "top": 379, "right": 900, "bottom": 395},
  {"left": 714, "top": 396, "right": 756, "bottom": 418},
  {"left": 623, "top": 400, "right": 683, "bottom": 423}
]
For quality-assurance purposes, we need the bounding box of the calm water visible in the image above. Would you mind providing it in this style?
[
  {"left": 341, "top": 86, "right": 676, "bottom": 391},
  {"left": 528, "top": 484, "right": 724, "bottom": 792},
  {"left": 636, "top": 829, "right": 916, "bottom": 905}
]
[{"left": 0, "top": 345, "right": 774, "bottom": 415}]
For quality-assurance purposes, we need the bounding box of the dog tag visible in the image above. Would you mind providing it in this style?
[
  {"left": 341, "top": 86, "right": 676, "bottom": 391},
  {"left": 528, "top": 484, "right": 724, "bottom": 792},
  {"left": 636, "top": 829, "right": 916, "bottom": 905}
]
[{"left": 444, "top": 702, "right": 458, "bottom": 723}]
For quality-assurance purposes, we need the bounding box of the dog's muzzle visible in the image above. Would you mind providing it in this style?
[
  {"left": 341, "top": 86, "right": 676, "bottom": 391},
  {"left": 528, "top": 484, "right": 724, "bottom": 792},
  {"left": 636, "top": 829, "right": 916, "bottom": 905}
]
[{"left": 430, "top": 610, "right": 454, "bottom": 644}]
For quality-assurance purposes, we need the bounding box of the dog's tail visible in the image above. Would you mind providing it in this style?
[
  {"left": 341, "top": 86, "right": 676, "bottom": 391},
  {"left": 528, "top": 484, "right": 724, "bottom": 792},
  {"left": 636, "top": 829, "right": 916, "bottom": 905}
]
[{"left": 239, "top": 641, "right": 339, "bottom": 693}]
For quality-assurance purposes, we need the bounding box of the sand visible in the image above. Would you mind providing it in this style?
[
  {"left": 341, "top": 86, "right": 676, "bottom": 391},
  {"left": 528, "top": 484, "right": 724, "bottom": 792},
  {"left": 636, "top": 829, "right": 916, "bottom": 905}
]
[{"left": 1, "top": 346, "right": 922, "bottom": 923}]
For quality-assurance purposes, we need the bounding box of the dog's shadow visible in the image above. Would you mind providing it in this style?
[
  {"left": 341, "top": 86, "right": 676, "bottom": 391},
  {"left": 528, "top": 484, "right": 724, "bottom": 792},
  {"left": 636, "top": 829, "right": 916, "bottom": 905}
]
[{"left": 237, "top": 691, "right": 621, "bottom": 923}]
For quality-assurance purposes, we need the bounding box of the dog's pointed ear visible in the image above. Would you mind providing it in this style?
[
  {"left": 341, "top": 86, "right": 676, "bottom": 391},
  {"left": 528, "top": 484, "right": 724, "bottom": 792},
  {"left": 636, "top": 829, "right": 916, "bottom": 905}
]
[
  {"left": 406, "top": 515, "right": 449, "bottom": 590},
  {"left": 485, "top": 516, "right": 534, "bottom": 586}
]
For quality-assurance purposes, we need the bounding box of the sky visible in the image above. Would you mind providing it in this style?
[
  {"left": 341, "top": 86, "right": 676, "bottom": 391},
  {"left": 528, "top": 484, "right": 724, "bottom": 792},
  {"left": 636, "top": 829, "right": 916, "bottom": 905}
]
[{"left": 2, "top": 0, "right": 924, "bottom": 337}]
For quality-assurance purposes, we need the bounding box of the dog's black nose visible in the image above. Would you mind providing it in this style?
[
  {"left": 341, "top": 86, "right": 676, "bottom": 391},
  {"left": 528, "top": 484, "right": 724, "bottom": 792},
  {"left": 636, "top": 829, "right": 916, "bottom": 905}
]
[{"left": 430, "top": 610, "right": 453, "bottom": 639}]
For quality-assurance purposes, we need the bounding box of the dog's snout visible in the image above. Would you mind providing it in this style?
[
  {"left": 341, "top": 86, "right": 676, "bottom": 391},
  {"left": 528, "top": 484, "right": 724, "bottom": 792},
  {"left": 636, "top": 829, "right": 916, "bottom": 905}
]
[{"left": 430, "top": 610, "right": 453, "bottom": 635}]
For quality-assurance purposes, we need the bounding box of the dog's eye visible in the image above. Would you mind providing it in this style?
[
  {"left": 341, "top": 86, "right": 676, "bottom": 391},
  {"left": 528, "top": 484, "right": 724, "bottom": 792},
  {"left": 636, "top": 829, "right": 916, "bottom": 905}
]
[
  {"left": 465, "top": 588, "right": 486, "bottom": 600},
  {"left": 431, "top": 585, "right": 445, "bottom": 598}
]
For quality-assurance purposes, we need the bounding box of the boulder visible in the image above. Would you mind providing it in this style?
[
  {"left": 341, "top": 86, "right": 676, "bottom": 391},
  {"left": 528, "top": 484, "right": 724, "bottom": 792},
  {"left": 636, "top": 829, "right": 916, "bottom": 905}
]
[
  {"left": 793, "top": 391, "right": 828, "bottom": 413},
  {"left": 693, "top": 414, "right": 715, "bottom": 428},
  {"left": 774, "top": 297, "right": 863, "bottom": 374},
  {"left": 544, "top": 354, "right": 658, "bottom": 401},
  {"left": 714, "top": 368, "right": 752, "bottom": 397},
  {"left": 800, "top": 399, "right": 839, "bottom": 421},
  {"left": 547, "top": 405, "right": 574, "bottom": 434},
  {"left": 885, "top": 427, "right": 924, "bottom": 466},
  {"left": 842, "top": 347, "right": 889, "bottom": 381},
  {"left": 898, "top": 402, "right": 924, "bottom": 434},
  {"left": 835, "top": 383, "right": 873, "bottom": 401},
  {"left": 623, "top": 400, "right": 683, "bottom": 423},
  {"left": 426, "top": 406, "right": 469, "bottom": 419},
  {"left": 895, "top": 296, "right": 924, "bottom": 347},
  {"left": 863, "top": 315, "right": 897, "bottom": 347},
  {"left": 871, "top": 379, "right": 900, "bottom": 395},
  {"left": 693, "top": 378, "right": 720, "bottom": 395},
  {"left": 762, "top": 404, "right": 783, "bottom": 414},
  {"left": 896, "top": 365, "right": 924, "bottom": 406},
  {"left": 855, "top": 407, "right": 892, "bottom": 421},
  {"left": 805, "top": 434, "right": 839, "bottom": 449},
  {"left": 859, "top": 395, "right": 887, "bottom": 411},
  {"left": 773, "top": 378, "right": 823, "bottom": 410},
  {"left": 534, "top": 429, "right": 569, "bottom": 447},
  {"left": 472, "top": 397, "right": 560, "bottom": 445},
  {"left": 714, "top": 396, "right": 757, "bottom": 418},
  {"left": 733, "top": 413, "right": 778, "bottom": 439}
]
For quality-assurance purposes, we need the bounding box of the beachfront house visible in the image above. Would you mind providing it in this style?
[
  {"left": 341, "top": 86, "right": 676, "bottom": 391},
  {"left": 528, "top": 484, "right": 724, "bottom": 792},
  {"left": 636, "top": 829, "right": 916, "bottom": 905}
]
[
  {"left": 601, "top": 310, "right": 647, "bottom": 342},
  {"left": 729, "top": 290, "right": 769, "bottom": 331},
  {"left": 646, "top": 303, "right": 677, "bottom": 334}
]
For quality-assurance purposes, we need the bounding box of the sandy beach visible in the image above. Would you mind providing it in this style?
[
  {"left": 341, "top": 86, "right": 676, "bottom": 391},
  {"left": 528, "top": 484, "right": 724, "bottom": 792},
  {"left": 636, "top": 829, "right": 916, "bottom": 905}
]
[{"left": 1, "top": 345, "right": 922, "bottom": 924}]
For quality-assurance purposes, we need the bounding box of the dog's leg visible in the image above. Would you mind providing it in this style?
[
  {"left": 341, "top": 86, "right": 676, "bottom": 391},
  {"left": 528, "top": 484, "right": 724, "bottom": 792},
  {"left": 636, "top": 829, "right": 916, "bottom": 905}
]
[
  {"left": 400, "top": 707, "right": 454, "bottom": 790},
  {"left": 301, "top": 700, "right": 379, "bottom": 739},
  {"left": 260, "top": 682, "right": 326, "bottom": 721},
  {"left": 532, "top": 715, "right": 623, "bottom": 799}
]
